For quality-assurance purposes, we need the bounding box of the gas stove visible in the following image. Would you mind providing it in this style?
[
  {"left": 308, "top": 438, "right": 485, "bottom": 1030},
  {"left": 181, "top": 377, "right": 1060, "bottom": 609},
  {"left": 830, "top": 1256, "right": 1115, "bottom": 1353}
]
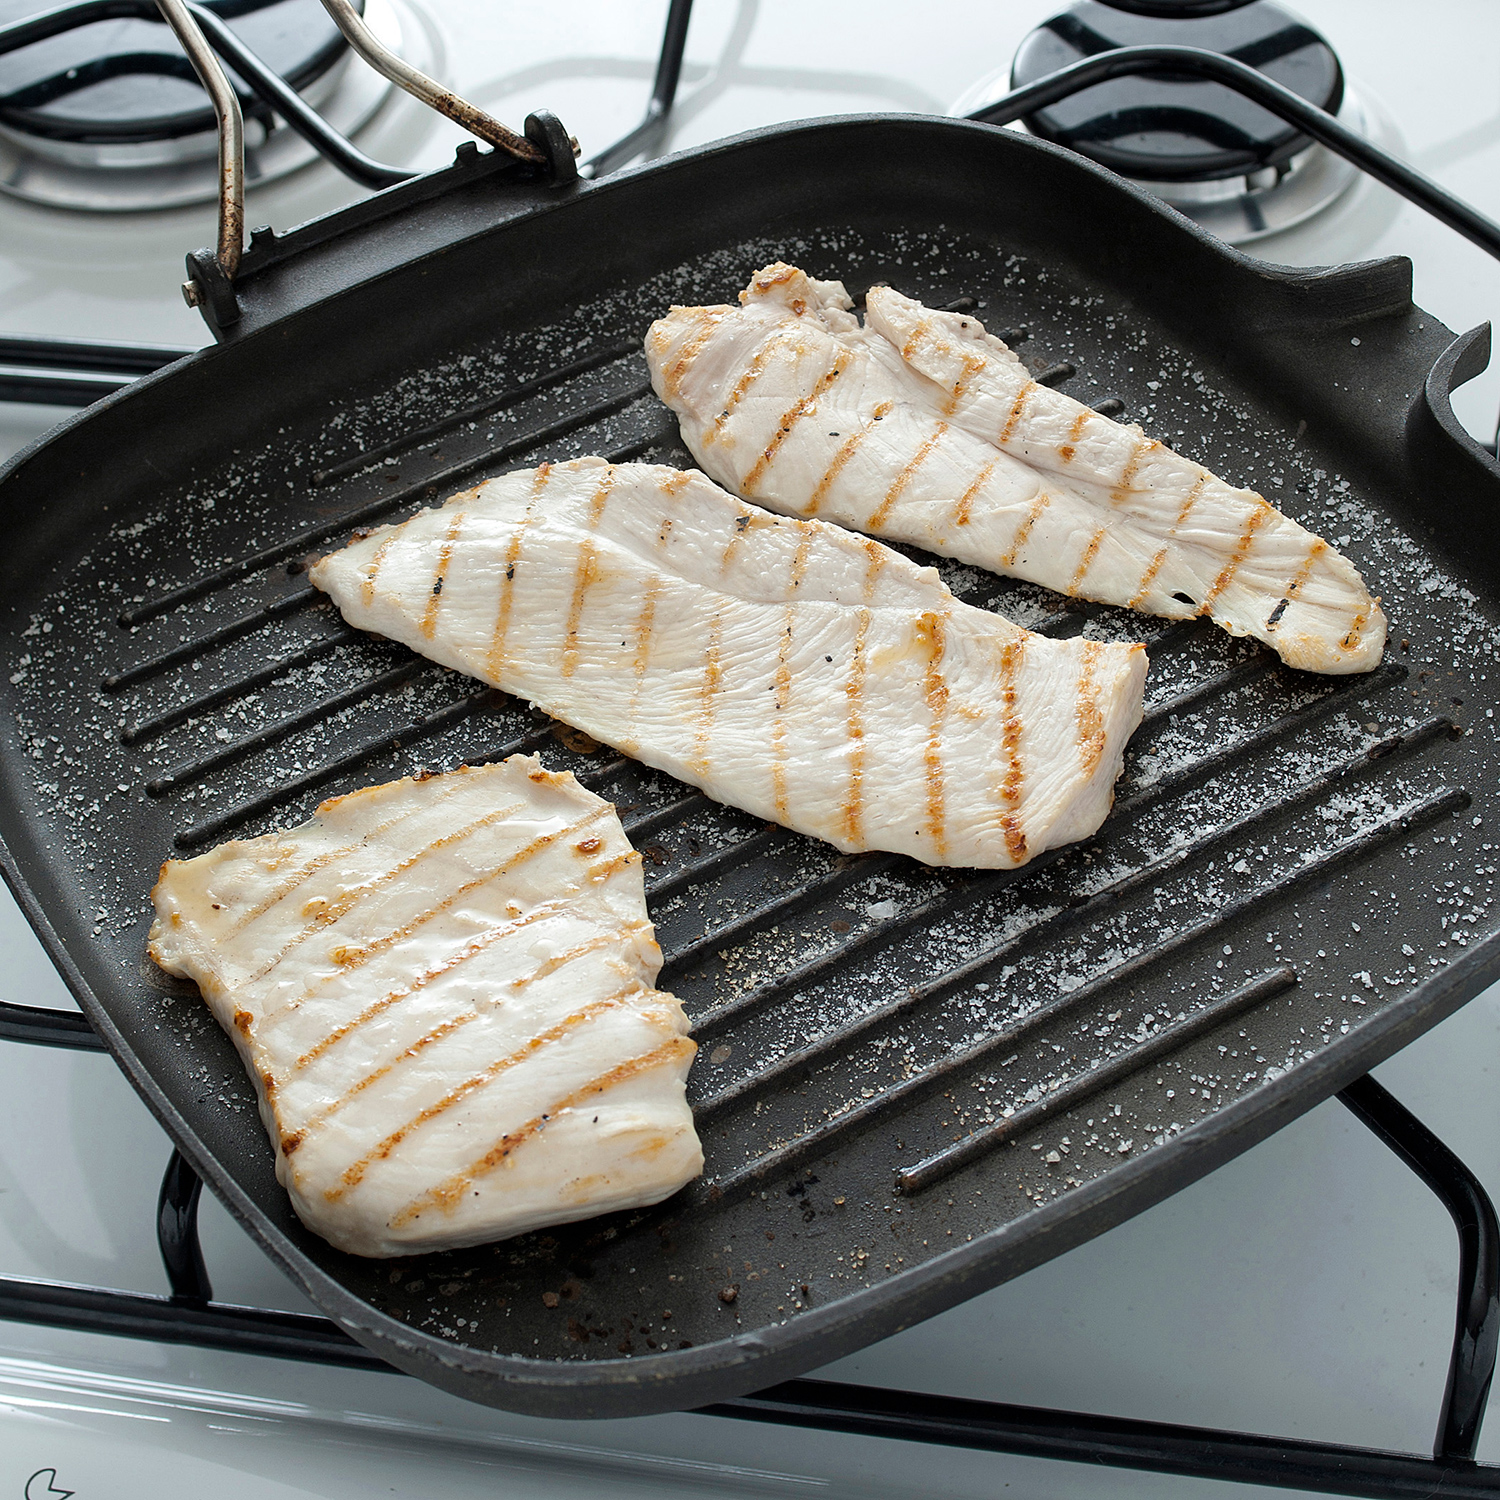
[{"left": 0, "top": 3, "right": 1498, "bottom": 1496}]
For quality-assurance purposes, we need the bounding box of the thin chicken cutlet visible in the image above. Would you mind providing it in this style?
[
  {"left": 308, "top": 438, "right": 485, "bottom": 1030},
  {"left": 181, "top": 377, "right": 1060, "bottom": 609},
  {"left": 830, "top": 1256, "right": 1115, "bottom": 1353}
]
[
  {"left": 148, "top": 757, "right": 701, "bottom": 1258},
  {"left": 309, "top": 458, "right": 1148, "bottom": 870},
  {"left": 646, "top": 263, "right": 1385, "bottom": 675}
]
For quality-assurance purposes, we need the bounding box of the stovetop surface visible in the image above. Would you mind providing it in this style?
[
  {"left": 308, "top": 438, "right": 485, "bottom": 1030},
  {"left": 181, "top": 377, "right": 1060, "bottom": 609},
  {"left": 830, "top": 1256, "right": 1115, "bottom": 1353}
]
[{"left": 0, "top": 2, "right": 1498, "bottom": 1495}]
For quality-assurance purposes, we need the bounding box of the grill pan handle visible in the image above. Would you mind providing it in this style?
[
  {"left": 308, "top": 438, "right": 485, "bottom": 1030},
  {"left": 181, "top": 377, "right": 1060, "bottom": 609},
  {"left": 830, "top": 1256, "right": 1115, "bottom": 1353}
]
[
  {"left": 152, "top": 0, "right": 576, "bottom": 330},
  {"left": 314, "top": 0, "right": 550, "bottom": 168},
  {"left": 153, "top": 0, "right": 244, "bottom": 293}
]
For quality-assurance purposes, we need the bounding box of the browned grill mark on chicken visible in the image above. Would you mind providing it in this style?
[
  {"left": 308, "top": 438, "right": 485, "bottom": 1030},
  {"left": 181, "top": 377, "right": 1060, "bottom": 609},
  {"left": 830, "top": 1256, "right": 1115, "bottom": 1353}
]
[
  {"left": 304, "top": 806, "right": 614, "bottom": 993},
  {"left": 742, "top": 351, "right": 852, "bottom": 496},
  {"left": 718, "top": 508, "right": 757, "bottom": 574},
  {"left": 487, "top": 462, "right": 552, "bottom": 680},
  {"left": 999, "top": 380, "right": 1038, "bottom": 445},
  {"left": 704, "top": 332, "right": 796, "bottom": 447},
  {"left": 359, "top": 533, "right": 397, "bottom": 609},
  {"left": 587, "top": 466, "right": 616, "bottom": 524},
  {"left": 1341, "top": 605, "right": 1373, "bottom": 651},
  {"left": 1075, "top": 640, "right": 1107, "bottom": 778},
  {"left": 260, "top": 806, "right": 609, "bottom": 1006},
  {"left": 560, "top": 468, "right": 616, "bottom": 679},
  {"left": 292, "top": 858, "right": 645, "bottom": 1092},
  {"left": 386, "top": 1034, "right": 697, "bottom": 1224},
  {"left": 1001, "top": 493, "right": 1052, "bottom": 568},
  {"left": 1067, "top": 526, "right": 1107, "bottom": 596},
  {"left": 806, "top": 400, "right": 893, "bottom": 515},
  {"left": 920, "top": 610, "right": 949, "bottom": 860},
  {"left": 419, "top": 508, "right": 467, "bottom": 639},
  {"left": 952, "top": 457, "right": 999, "bottom": 527},
  {"left": 860, "top": 537, "right": 888, "bottom": 600},
  {"left": 1109, "top": 437, "right": 1155, "bottom": 506},
  {"left": 1175, "top": 474, "right": 1208, "bottom": 528},
  {"left": 692, "top": 612, "right": 724, "bottom": 777},
  {"left": 1122, "top": 474, "right": 1209, "bottom": 608},
  {"left": 746, "top": 263, "right": 803, "bottom": 301},
  {"left": 328, "top": 986, "right": 650, "bottom": 1200},
  {"left": 291, "top": 900, "right": 569, "bottom": 1071},
  {"left": 228, "top": 800, "right": 444, "bottom": 936},
  {"left": 633, "top": 580, "right": 661, "bottom": 666},
  {"left": 624, "top": 574, "right": 662, "bottom": 753},
  {"left": 772, "top": 522, "right": 815, "bottom": 818},
  {"left": 653, "top": 472, "right": 691, "bottom": 552},
  {"left": 296, "top": 1011, "right": 482, "bottom": 1141},
  {"left": 771, "top": 605, "right": 795, "bottom": 822},
  {"left": 1058, "top": 409, "right": 1091, "bottom": 464},
  {"left": 869, "top": 421, "right": 948, "bottom": 530},
  {"left": 1199, "top": 501, "right": 1271, "bottom": 616},
  {"left": 998, "top": 638, "right": 1027, "bottom": 863},
  {"left": 788, "top": 522, "right": 814, "bottom": 590},
  {"left": 840, "top": 603, "right": 874, "bottom": 846},
  {"left": 944, "top": 352, "right": 989, "bottom": 416},
  {"left": 507, "top": 922, "right": 652, "bottom": 990},
  {"left": 246, "top": 799, "right": 532, "bottom": 982},
  {"left": 900, "top": 319, "right": 929, "bottom": 361},
  {"left": 292, "top": 870, "right": 645, "bottom": 1080},
  {"left": 584, "top": 850, "right": 641, "bottom": 884},
  {"left": 1280, "top": 538, "right": 1328, "bottom": 615},
  {"left": 1127, "top": 547, "right": 1170, "bottom": 609},
  {"left": 660, "top": 308, "right": 727, "bottom": 398},
  {"left": 561, "top": 544, "right": 600, "bottom": 678}
]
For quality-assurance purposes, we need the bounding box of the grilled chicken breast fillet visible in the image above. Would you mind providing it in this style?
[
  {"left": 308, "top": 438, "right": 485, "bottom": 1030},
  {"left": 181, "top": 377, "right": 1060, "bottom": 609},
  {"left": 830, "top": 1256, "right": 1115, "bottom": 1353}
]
[
  {"left": 645, "top": 262, "right": 1385, "bottom": 675},
  {"left": 148, "top": 758, "right": 701, "bottom": 1258},
  {"left": 310, "top": 459, "right": 1146, "bottom": 870}
]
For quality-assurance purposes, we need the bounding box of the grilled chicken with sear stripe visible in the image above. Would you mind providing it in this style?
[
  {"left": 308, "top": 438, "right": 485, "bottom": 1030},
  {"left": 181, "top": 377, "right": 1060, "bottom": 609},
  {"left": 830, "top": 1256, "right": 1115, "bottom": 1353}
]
[
  {"left": 645, "top": 263, "right": 1386, "bottom": 675},
  {"left": 148, "top": 757, "right": 701, "bottom": 1257},
  {"left": 309, "top": 458, "right": 1147, "bottom": 870}
]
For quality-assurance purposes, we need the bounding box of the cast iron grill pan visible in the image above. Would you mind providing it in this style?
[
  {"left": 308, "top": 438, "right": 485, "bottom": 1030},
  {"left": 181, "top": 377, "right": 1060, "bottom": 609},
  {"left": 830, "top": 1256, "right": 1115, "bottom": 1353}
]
[{"left": 0, "top": 118, "right": 1497, "bottom": 1417}]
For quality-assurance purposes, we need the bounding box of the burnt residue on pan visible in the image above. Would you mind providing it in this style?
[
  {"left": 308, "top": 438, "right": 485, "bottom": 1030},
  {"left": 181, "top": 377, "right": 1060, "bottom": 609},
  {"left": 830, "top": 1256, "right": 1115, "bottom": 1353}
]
[{"left": 1, "top": 205, "right": 1494, "bottom": 1404}]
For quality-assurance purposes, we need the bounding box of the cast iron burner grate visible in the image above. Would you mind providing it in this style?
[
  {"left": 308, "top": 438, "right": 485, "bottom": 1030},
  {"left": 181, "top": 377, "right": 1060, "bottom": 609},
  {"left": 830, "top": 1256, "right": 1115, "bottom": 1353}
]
[{"left": 954, "top": 0, "right": 1374, "bottom": 245}]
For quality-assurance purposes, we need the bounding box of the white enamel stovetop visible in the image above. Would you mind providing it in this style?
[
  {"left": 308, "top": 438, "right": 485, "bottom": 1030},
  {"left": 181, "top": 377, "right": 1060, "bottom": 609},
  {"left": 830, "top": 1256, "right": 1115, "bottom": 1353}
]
[{"left": 0, "top": 3, "right": 1497, "bottom": 1496}]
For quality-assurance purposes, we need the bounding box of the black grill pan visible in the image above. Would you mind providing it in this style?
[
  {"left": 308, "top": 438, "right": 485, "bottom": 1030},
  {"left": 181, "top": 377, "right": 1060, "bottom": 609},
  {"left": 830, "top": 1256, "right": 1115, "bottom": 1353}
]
[{"left": 1, "top": 116, "right": 1498, "bottom": 1419}]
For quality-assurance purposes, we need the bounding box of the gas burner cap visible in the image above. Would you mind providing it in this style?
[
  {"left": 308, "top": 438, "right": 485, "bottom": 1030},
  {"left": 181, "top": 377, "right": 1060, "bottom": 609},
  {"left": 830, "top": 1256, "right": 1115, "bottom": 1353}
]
[
  {"left": 0, "top": 0, "right": 353, "bottom": 146},
  {"left": 950, "top": 0, "right": 1371, "bottom": 245},
  {"left": 0, "top": 0, "right": 412, "bottom": 211},
  {"left": 1007, "top": 0, "right": 1342, "bottom": 183}
]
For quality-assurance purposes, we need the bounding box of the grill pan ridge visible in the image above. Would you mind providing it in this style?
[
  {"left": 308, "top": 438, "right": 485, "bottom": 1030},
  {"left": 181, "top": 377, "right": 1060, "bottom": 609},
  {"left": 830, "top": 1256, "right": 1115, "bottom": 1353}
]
[{"left": 0, "top": 116, "right": 1497, "bottom": 1418}]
